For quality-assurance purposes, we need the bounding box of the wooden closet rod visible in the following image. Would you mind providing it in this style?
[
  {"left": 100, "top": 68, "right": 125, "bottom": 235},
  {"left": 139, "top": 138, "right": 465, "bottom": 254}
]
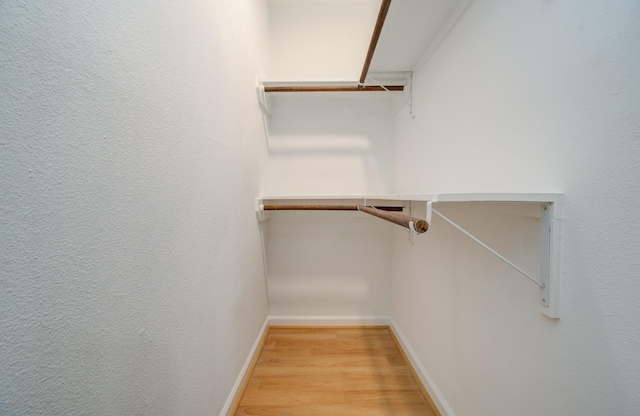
[
  {"left": 264, "top": 85, "right": 403, "bottom": 93},
  {"left": 262, "top": 204, "right": 428, "bottom": 233},
  {"left": 264, "top": 0, "right": 399, "bottom": 94},
  {"left": 263, "top": 205, "right": 402, "bottom": 212},
  {"left": 359, "top": 0, "right": 392, "bottom": 87},
  {"left": 358, "top": 205, "right": 428, "bottom": 233}
]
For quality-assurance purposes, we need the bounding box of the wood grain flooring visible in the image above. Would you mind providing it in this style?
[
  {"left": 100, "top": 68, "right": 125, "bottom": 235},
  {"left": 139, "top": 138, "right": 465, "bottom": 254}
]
[{"left": 232, "top": 326, "right": 439, "bottom": 416}]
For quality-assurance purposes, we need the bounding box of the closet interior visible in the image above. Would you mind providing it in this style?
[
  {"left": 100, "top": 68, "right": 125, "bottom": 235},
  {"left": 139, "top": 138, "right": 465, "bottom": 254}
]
[
  {"left": 233, "top": 0, "right": 564, "bottom": 413},
  {"left": 256, "top": 0, "right": 562, "bottom": 322},
  {"left": 5, "top": 0, "right": 639, "bottom": 415}
]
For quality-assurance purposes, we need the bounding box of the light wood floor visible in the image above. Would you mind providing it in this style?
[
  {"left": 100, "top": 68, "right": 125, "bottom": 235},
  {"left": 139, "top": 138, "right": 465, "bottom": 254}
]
[{"left": 232, "top": 326, "right": 439, "bottom": 416}]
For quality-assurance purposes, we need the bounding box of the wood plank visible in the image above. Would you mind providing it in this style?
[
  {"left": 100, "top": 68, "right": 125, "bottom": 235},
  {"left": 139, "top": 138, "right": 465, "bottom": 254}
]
[
  {"left": 271, "top": 338, "right": 397, "bottom": 350},
  {"left": 236, "top": 403, "right": 433, "bottom": 416},
  {"left": 309, "top": 347, "right": 402, "bottom": 356},
  {"left": 240, "top": 390, "right": 347, "bottom": 406},
  {"left": 257, "top": 353, "right": 395, "bottom": 368},
  {"left": 255, "top": 374, "right": 423, "bottom": 391},
  {"left": 267, "top": 332, "right": 337, "bottom": 341},
  {"left": 232, "top": 326, "right": 439, "bottom": 416},
  {"left": 251, "top": 365, "right": 412, "bottom": 377},
  {"left": 345, "top": 390, "right": 429, "bottom": 405}
]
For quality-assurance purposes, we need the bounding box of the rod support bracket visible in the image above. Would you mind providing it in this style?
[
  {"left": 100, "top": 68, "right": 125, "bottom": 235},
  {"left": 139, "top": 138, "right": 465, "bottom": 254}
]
[
  {"left": 255, "top": 199, "right": 271, "bottom": 222},
  {"left": 539, "top": 201, "right": 562, "bottom": 318},
  {"left": 428, "top": 199, "right": 562, "bottom": 319}
]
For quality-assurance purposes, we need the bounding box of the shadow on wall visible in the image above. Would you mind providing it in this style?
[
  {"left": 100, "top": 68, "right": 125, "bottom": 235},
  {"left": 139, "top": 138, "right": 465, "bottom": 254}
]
[
  {"left": 265, "top": 93, "right": 395, "bottom": 196},
  {"left": 265, "top": 210, "right": 394, "bottom": 317}
]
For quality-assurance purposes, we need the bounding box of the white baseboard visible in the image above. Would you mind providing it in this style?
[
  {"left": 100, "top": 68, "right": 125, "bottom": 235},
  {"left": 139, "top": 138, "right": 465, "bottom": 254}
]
[
  {"left": 389, "top": 318, "right": 455, "bottom": 416},
  {"left": 219, "top": 317, "right": 270, "bottom": 416},
  {"left": 267, "top": 315, "right": 392, "bottom": 326}
]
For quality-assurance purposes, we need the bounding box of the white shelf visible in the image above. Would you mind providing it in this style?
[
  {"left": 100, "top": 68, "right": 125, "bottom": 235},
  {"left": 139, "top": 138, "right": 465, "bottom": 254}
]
[
  {"left": 256, "top": 193, "right": 563, "bottom": 319},
  {"left": 258, "top": 192, "right": 562, "bottom": 206}
]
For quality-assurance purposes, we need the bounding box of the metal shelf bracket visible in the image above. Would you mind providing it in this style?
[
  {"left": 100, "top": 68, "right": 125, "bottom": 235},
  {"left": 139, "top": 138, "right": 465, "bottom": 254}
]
[
  {"left": 425, "top": 200, "right": 562, "bottom": 318},
  {"left": 367, "top": 71, "right": 414, "bottom": 117}
]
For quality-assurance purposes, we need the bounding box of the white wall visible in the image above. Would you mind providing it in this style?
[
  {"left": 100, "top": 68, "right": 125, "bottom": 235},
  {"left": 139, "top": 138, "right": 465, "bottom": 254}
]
[
  {"left": 264, "top": 93, "right": 396, "bottom": 317},
  {"left": 0, "top": 1, "right": 268, "bottom": 415},
  {"left": 392, "top": 1, "right": 640, "bottom": 415},
  {"left": 267, "top": 0, "right": 379, "bottom": 82},
  {"left": 266, "top": 210, "right": 393, "bottom": 317},
  {"left": 267, "top": 94, "right": 395, "bottom": 195}
]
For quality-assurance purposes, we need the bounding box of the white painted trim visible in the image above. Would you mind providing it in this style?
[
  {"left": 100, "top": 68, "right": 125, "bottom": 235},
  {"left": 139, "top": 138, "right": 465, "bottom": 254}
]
[
  {"left": 389, "top": 318, "right": 456, "bottom": 416},
  {"left": 268, "top": 315, "right": 392, "bottom": 326},
  {"left": 220, "top": 317, "right": 270, "bottom": 416}
]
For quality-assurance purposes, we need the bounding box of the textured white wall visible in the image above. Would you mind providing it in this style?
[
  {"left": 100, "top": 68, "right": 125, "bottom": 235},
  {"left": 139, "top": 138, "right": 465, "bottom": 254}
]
[
  {"left": 0, "top": 1, "right": 268, "bottom": 415},
  {"left": 392, "top": 1, "right": 640, "bottom": 415}
]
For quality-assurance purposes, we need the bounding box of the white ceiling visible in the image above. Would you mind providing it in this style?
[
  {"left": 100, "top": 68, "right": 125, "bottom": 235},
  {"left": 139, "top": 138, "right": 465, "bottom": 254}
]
[
  {"left": 266, "top": 0, "right": 467, "bottom": 82},
  {"left": 370, "top": 0, "right": 465, "bottom": 73}
]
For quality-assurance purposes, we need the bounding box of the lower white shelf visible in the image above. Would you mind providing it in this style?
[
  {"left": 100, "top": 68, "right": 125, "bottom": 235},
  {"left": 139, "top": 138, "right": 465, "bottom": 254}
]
[{"left": 256, "top": 193, "right": 563, "bottom": 318}]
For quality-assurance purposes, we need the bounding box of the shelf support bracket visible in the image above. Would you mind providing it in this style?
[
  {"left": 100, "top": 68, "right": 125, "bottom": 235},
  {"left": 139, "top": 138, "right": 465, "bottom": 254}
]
[
  {"left": 366, "top": 71, "right": 414, "bottom": 116},
  {"left": 426, "top": 201, "right": 561, "bottom": 318},
  {"left": 256, "top": 84, "right": 271, "bottom": 117}
]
